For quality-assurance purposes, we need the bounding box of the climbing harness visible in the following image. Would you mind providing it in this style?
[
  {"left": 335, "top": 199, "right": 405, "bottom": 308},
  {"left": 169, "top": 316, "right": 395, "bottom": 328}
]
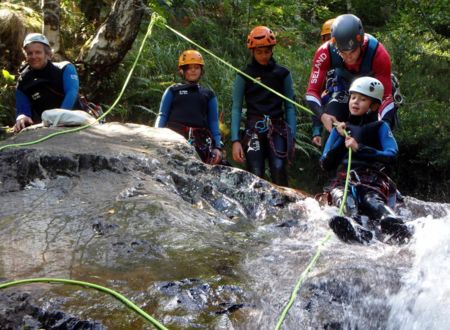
[
  {"left": 187, "top": 126, "right": 215, "bottom": 164},
  {"left": 79, "top": 95, "right": 105, "bottom": 123},
  {"left": 243, "top": 115, "right": 294, "bottom": 163},
  {"left": 391, "top": 73, "right": 404, "bottom": 106},
  {"left": 254, "top": 115, "right": 271, "bottom": 133},
  {"left": 268, "top": 120, "right": 294, "bottom": 162},
  {"left": 167, "top": 121, "right": 216, "bottom": 164},
  {"left": 0, "top": 277, "right": 168, "bottom": 330}
]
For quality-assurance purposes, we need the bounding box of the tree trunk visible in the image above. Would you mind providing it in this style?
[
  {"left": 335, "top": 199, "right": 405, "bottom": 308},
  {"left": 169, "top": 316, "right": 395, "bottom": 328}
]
[
  {"left": 77, "top": 0, "right": 146, "bottom": 77},
  {"left": 41, "top": 0, "right": 61, "bottom": 56}
]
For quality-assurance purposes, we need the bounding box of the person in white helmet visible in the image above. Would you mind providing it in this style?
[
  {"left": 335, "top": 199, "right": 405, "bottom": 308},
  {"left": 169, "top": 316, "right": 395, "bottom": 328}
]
[
  {"left": 319, "top": 77, "right": 412, "bottom": 244},
  {"left": 14, "top": 33, "right": 82, "bottom": 132}
]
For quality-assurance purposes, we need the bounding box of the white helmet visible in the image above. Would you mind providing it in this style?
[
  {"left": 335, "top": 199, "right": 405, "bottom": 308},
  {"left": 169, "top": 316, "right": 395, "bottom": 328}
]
[
  {"left": 23, "top": 33, "right": 50, "bottom": 48},
  {"left": 349, "top": 77, "right": 384, "bottom": 103}
]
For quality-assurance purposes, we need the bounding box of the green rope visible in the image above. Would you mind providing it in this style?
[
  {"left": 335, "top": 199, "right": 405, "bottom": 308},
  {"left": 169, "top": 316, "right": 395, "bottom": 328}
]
[
  {"left": 338, "top": 139, "right": 353, "bottom": 216},
  {"left": 0, "top": 13, "right": 161, "bottom": 153},
  {"left": 274, "top": 231, "right": 332, "bottom": 330},
  {"left": 160, "top": 20, "right": 313, "bottom": 116},
  {"left": 0, "top": 277, "right": 168, "bottom": 330},
  {"left": 275, "top": 136, "right": 353, "bottom": 330}
]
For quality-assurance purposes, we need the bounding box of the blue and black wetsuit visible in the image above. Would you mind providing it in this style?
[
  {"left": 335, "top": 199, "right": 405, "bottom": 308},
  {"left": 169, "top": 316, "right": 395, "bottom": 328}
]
[
  {"left": 231, "top": 58, "right": 296, "bottom": 186},
  {"left": 16, "top": 61, "right": 81, "bottom": 122},
  {"left": 321, "top": 114, "right": 399, "bottom": 220},
  {"left": 155, "top": 83, "right": 222, "bottom": 163}
]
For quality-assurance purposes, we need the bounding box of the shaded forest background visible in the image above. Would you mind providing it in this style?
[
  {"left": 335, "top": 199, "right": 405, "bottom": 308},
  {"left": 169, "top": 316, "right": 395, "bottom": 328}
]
[{"left": 1, "top": 0, "right": 449, "bottom": 202}]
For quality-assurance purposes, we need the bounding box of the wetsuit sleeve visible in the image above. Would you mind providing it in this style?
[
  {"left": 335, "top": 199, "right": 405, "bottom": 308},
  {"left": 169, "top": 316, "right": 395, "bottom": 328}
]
[
  {"left": 15, "top": 89, "right": 32, "bottom": 119},
  {"left": 283, "top": 72, "right": 296, "bottom": 138},
  {"left": 207, "top": 96, "right": 222, "bottom": 148},
  {"left": 231, "top": 75, "right": 245, "bottom": 142},
  {"left": 372, "top": 43, "right": 395, "bottom": 119},
  {"left": 61, "top": 64, "right": 80, "bottom": 109},
  {"left": 155, "top": 88, "right": 173, "bottom": 127},
  {"left": 311, "top": 115, "right": 323, "bottom": 137},
  {"left": 320, "top": 128, "right": 346, "bottom": 170},
  {"left": 356, "top": 123, "right": 398, "bottom": 163}
]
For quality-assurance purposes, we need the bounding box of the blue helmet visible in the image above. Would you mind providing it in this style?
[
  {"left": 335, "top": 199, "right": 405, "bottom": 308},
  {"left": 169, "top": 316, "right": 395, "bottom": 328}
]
[{"left": 331, "top": 14, "right": 364, "bottom": 51}]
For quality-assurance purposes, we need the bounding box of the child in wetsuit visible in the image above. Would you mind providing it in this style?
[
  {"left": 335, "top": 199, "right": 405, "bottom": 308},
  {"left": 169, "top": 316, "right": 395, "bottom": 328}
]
[
  {"left": 230, "top": 26, "right": 296, "bottom": 186},
  {"left": 155, "top": 50, "right": 223, "bottom": 165}
]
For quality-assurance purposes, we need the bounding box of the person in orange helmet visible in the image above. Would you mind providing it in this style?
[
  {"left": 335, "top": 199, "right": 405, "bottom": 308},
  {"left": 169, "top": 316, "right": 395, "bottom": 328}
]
[
  {"left": 230, "top": 26, "right": 296, "bottom": 186},
  {"left": 155, "top": 50, "right": 223, "bottom": 165},
  {"left": 320, "top": 18, "right": 335, "bottom": 43}
]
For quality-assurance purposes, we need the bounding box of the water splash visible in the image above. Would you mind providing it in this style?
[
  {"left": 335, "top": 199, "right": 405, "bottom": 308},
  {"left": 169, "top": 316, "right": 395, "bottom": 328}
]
[{"left": 387, "top": 210, "right": 450, "bottom": 329}]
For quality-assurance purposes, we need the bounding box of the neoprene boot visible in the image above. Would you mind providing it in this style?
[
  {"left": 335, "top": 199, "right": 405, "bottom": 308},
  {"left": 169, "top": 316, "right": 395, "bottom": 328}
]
[
  {"left": 329, "top": 215, "right": 373, "bottom": 244},
  {"left": 380, "top": 216, "right": 413, "bottom": 243}
]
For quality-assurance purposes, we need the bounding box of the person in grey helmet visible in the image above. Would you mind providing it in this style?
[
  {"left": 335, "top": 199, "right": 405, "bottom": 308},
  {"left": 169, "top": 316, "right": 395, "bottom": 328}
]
[
  {"left": 14, "top": 33, "right": 82, "bottom": 132},
  {"left": 306, "top": 14, "right": 397, "bottom": 146}
]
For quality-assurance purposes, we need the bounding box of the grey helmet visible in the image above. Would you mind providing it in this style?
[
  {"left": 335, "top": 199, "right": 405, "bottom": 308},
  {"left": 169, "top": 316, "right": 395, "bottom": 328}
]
[
  {"left": 23, "top": 33, "right": 50, "bottom": 48},
  {"left": 331, "top": 14, "right": 364, "bottom": 51},
  {"left": 349, "top": 77, "right": 384, "bottom": 103}
]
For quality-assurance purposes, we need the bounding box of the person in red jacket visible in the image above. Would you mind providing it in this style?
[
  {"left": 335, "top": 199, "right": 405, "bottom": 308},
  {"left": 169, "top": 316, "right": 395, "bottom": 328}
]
[
  {"left": 312, "top": 18, "right": 336, "bottom": 147},
  {"left": 306, "top": 14, "right": 396, "bottom": 141}
]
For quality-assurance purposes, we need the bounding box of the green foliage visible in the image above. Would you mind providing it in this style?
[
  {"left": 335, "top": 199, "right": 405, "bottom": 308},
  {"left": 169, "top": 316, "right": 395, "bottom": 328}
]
[
  {"left": 378, "top": 0, "right": 450, "bottom": 200},
  {"left": 0, "top": 70, "right": 16, "bottom": 125},
  {"left": 2, "top": 70, "right": 15, "bottom": 84}
]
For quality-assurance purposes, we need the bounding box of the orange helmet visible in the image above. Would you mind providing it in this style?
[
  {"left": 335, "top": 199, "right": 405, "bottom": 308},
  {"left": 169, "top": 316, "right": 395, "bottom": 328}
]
[
  {"left": 321, "top": 18, "right": 335, "bottom": 36},
  {"left": 247, "top": 26, "right": 277, "bottom": 49},
  {"left": 178, "top": 50, "right": 204, "bottom": 68}
]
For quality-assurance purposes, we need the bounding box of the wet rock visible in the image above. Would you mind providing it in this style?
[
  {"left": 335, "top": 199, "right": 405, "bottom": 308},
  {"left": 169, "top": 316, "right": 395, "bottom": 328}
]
[
  {"left": 157, "top": 278, "right": 249, "bottom": 316},
  {"left": 0, "top": 292, "right": 105, "bottom": 330}
]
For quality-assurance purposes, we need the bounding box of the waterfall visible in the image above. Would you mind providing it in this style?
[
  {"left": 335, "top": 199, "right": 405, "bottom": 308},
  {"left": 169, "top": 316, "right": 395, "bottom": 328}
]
[{"left": 387, "top": 211, "right": 450, "bottom": 329}]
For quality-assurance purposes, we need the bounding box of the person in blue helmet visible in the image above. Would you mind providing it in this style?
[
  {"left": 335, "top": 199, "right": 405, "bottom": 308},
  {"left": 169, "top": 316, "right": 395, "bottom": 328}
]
[
  {"left": 230, "top": 26, "right": 296, "bottom": 187},
  {"left": 320, "top": 76, "right": 412, "bottom": 244},
  {"left": 14, "top": 33, "right": 82, "bottom": 133},
  {"left": 155, "top": 50, "right": 223, "bottom": 165},
  {"left": 306, "top": 14, "right": 398, "bottom": 148}
]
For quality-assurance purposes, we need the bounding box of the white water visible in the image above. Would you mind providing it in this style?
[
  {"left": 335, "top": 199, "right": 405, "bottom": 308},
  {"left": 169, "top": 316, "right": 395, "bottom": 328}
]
[
  {"left": 240, "top": 197, "right": 450, "bottom": 329},
  {"left": 387, "top": 212, "right": 450, "bottom": 329}
]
